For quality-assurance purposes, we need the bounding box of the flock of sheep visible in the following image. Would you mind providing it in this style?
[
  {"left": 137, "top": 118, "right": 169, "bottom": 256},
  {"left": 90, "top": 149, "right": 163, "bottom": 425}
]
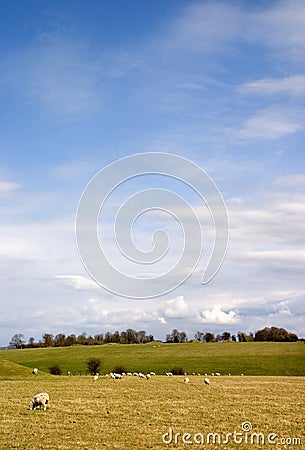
[
  {"left": 103, "top": 371, "right": 156, "bottom": 380},
  {"left": 28, "top": 367, "right": 238, "bottom": 411}
]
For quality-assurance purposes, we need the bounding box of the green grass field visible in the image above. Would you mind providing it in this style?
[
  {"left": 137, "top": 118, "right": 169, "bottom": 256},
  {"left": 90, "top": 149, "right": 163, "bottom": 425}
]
[
  {"left": 0, "top": 343, "right": 304, "bottom": 449},
  {"left": 1, "top": 341, "right": 305, "bottom": 376}
]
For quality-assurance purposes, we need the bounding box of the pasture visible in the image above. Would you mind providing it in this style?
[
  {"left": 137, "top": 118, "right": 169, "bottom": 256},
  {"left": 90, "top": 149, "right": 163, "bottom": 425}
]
[
  {"left": 1, "top": 343, "right": 304, "bottom": 449},
  {"left": 1, "top": 341, "right": 305, "bottom": 376},
  {"left": 0, "top": 362, "right": 304, "bottom": 449}
]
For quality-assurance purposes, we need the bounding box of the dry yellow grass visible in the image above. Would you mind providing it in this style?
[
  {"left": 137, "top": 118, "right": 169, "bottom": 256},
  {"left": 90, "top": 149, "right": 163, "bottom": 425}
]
[{"left": 0, "top": 375, "right": 304, "bottom": 449}]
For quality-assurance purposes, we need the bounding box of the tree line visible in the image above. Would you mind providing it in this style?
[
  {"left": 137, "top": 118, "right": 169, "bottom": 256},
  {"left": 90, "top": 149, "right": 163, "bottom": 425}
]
[
  {"left": 167, "top": 327, "right": 298, "bottom": 343},
  {"left": 7, "top": 326, "right": 299, "bottom": 349},
  {"left": 9, "top": 329, "right": 154, "bottom": 349}
]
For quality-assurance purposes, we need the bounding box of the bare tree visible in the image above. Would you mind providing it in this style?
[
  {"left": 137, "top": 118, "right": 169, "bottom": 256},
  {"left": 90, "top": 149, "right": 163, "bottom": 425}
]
[{"left": 9, "top": 333, "right": 25, "bottom": 349}]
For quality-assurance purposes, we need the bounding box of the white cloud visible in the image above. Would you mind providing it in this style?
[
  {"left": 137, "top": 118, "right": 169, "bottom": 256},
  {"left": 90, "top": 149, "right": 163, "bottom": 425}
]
[
  {"left": 250, "top": 0, "right": 305, "bottom": 61},
  {"left": 237, "top": 107, "right": 303, "bottom": 140},
  {"left": 162, "top": 295, "right": 193, "bottom": 319},
  {"left": 228, "top": 190, "right": 305, "bottom": 249},
  {"left": 162, "top": 2, "right": 243, "bottom": 52},
  {"left": 199, "top": 305, "right": 239, "bottom": 324},
  {"left": 0, "top": 181, "right": 21, "bottom": 196},
  {"left": 240, "top": 75, "right": 305, "bottom": 97},
  {"left": 54, "top": 275, "right": 99, "bottom": 291},
  {"left": 273, "top": 174, "right": 305, "bottom": 189},
  {"left": 158, "top": 317, "right": 167, "bottom": 325},
  {"left": 159, "top": 0, "right": 305, "bottom": 64},
  {"left": 244, "top": 250, "right": 305, "bottom": 273}
]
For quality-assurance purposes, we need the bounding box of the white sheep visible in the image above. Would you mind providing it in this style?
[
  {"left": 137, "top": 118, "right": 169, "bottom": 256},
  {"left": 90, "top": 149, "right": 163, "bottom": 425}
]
[
  {"left": 93, "top": 373, "right": 99, "bottom": 381},
  {"left": 165, "top": 372, "right": 173, "bottom": 376},
  {"left": 29, "top": 393, "right": 49, "bottom": 411},
  {"left": 138, "top": 373, "right": 145, "bottom": 379},
  {"left": 32, "top": 368, "right": 38, "bottom": 375},
  {"left": 150, "top": 372, "right": 156, "bottom": 376},
  {"left": 204, "top": 377, "right": 210, "bottom": 385},
  {"left": 146, "top": 373, "right": 151, "bottom": 380},
  {"left": 184, "top": 377, "right": 190, "bottom": 384}
]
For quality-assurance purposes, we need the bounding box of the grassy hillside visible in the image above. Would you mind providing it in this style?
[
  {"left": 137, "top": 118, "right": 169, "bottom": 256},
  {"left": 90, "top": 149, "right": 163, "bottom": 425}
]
[
  {"left": 0, "top": 360, "right": 51, "bottom": 380},
  {"left": 1, "top": 341, "right": 304, "bottom": 376}
]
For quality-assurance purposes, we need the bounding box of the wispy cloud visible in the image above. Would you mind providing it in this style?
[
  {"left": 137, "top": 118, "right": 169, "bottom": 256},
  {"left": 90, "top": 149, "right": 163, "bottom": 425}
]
[
  {"left": 161, "top": 2, "right": 243, "bottom": 53},
  {"left": 273, "top": 174, "right": 305, "bottom": 189},
  {"left": 1, "top": 34, "right": 104, "bottom": 119},
  {"left": 50, "top": 160, "right": 97, "bottom": 181},
  {"left": 237, "top": 107, "right": 304, "bottom": 140},
  {"left": 0, "top": 180, "right": 21, "bottom": 196},
  {"left": 158, "top": 0, "right": 305, "bottom": 63},
  {"left": 54, "top": 275, "right": 99, "bottom": 291},
  {"left": 249, "top": 0, "right": 305, "bottom": 62},
  {"left": 239, "top": 75, "right": 305, "bottom": 97}
]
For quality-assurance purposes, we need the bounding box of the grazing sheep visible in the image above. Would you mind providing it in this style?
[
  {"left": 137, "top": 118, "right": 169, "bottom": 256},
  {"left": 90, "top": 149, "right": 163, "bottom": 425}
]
[
  {"left": 146, "top": 373, "right": 151, "bottom": 380},
  {"left": 204, "top": 377, "right": 210, "bottom": 386},
  {"left": 93, "top": 373, "right": 99, "bottom": 381},
  {"left": 165, "top": 372, "right": 173, "bottom": 376},
  {"left": 215, "top": 372, "right": 221, "bottom": 377},
  {"left": 29, "top": 393, "right": 49, "bottom": 411},
  {"left": 150, "top": 372, "right": 156, "bottom": 376},
  {"left": 32, "top": 368, "right": 38, "bottom": 375},
  {"left": 133, "top": 372, "right": 138, "bottom": 377},
  {"left": 109, "top": 372, "right": 120, "bottom": 379},
  {"left": 138, "top": 373, "right": 145, "bottom": 379},
  {"left": 127, "top": 372, "right": 132, "bottom": 376},
  {"left": 184, "top": 377, "right": 190, "bottom": 384}
]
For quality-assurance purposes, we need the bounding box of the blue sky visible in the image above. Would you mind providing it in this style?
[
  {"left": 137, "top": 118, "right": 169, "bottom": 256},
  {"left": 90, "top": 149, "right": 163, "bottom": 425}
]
[{"left": 0, "top": 0, "right": 304, "bottom": 346}]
